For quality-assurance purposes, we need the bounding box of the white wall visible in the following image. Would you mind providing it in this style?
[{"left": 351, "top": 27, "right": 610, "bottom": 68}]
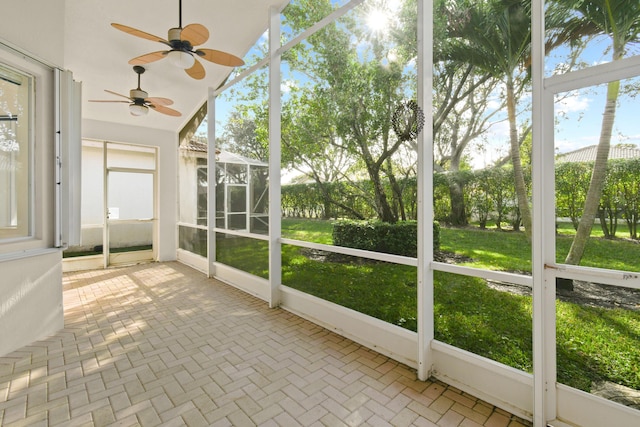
[
  {"left": 0, "top": 3, "right": 66, "bottom": 357},
  {"left": 0, "top": 0, "right": 65, "bottom": 66},
  {"left": 178, "top": 151, "right": 202, "bottom": 224},
  {"left": 83, "top": 119, "right": 178, "bottom": 261},
  {"left": 0, "top": 252, "right": 63, "bottom": 356},
  {"left": 81, "top": 145, "right": 104, "bottom": 225}
]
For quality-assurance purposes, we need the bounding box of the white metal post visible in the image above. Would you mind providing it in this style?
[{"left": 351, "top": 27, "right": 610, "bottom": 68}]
[
  {"left": 153, "top": 148, "right": 158, "bottom": 262},
  {"left": 268, "top": 5, "right": 282, "bottom": 308},
  {"left": 54, "top": 69, "right": 62, "bottom": 248},
  {"left": 532, "top": 0, "right": 557, "bottom": 424},
  {"left": 207, "top": 87, "right": 217, "bottom": 277},
  {"left": 417, "top": 0, "right": 435, "bottom": 381},
  {"left": 102, "top": 141, "right": 108, "bottom": 268}
]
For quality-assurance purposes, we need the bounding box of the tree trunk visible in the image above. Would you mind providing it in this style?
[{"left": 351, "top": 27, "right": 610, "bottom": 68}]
[
  {"left": 385, "top": 159, "right": 406, "bottom": 221},
  {"left": 565, "top": 79, "right": 620, "bottom": 265},
  {"left": 598, "top": 208, "right": 612, "bottom": 239},
  {"left": 448, "top": 180, "right": 468, "bottom": 226},
  {"left": 323, "top": 197, "right": 332, "bottom": 220},
  {"left": 506, "top": 77, "right": 532, "bottom": 240},
  {"left": 370, "top": 169, "right": 397, "bottom": 223}
]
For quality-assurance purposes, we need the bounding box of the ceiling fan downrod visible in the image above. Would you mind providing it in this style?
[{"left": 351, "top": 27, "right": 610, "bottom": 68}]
[
  {"left": 169, "top": 0, "right": 184, "bottom": 43},
  {"left": 133, "top": 65, "right": 145, "bottom": 90},
  {"left": 131, "top": 66, "right": 148, "bottom": 100}
]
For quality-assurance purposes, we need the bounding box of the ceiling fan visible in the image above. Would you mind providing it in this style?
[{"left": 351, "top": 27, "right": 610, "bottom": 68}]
[
  {"left": 111, "top": 0, "right": 245, "bottom": 80},
  {"left": 89, "top": 66, "right": 181, "bottom": 117}
]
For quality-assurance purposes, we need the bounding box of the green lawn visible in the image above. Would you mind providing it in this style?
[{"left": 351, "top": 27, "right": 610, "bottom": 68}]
[
  {"left": 283, "top": 218, "right": 640, "bottom": 273},
  {"left": 281, "top": 218, "right": 334, "bottom": 244},
  {"left": 215, "top": 218, "right": 640, "bottom": 394},
  {"left": 442, "top": 226, "right": 640, "bottom": 273}
]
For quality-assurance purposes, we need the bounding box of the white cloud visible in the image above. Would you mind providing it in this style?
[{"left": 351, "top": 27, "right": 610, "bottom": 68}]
[
  {"left": 554, "top": 135, "right": 599, "bottom": 154},
  {"left": 555, "top": 91, "right": 591, "bottom": 114},
  {"left": 487, "top": 120, "right": 510, "bottom": 140}
]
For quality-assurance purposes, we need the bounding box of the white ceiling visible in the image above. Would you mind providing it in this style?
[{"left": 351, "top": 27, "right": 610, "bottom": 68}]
[{"left": 64, "top": 0, "right": 289, "bottom": 132}]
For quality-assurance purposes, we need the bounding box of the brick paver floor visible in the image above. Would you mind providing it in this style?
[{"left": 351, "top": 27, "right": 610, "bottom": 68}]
[{"left": 0, "top": 262, "right": 532, "bottom": 426}]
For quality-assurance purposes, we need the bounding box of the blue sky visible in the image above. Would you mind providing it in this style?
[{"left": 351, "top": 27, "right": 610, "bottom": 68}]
[
  {"left": 470, "top": 33, "right": 640, "bottom": 169},
  {"left": 550, "top": 35, "right": 640, "bottom": 155},
  {"left": 208, "top": 1, "right": 639, "bottom": 170}
]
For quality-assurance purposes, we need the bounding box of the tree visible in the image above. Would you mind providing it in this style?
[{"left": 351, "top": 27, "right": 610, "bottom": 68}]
[
  {"left": 609, "top": 159, "right": 640, "bottom": 240},
  {"left": 217, "top": 111, "right": 267, "bottom": 161},
  {"left": 282, "top": 0, "right": 416, "bottom": 223},
  {"left": 281, "top": 91, "right": 364, "bottom": 219},
  {"left": 555, "top": 161, "right": 591, "bottom": 230},
  {"left": 557, "top": 0, "right": 640, "bottom": 264},
  {"left": 398, "top": 0, "right": 503, "bottom": 225},
  {"left": 216, "top": 66, "right": 270, "bottom": 162},
  {"left": 444, "top": 0, "right": 534, "bottom": 239},
  {"left": 431, "top": 63, "right": 500, "bottom": 225}
]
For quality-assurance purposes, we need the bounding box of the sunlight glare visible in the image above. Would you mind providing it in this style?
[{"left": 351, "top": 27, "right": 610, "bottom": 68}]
[{"left": 366, "top": 9, "right": 388, "bottom": 33}]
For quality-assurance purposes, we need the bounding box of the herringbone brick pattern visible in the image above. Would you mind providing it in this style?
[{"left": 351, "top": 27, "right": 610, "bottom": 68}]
[{"left": 0, "top": 262, "right": 532, "bottom": 426}]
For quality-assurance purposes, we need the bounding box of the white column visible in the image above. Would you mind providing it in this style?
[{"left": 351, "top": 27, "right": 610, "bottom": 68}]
[
  {"left": 268, "top": 5, "right": 282, "bottom": 308},
  {"left": 417, "top": 0, "right": 435, "bottom": 381},
  {"left": 531, "top": 0, "right": 556, "bottom": 424},
  {"left": 207, "top": 87, "right": 217, "bottom": 277}
]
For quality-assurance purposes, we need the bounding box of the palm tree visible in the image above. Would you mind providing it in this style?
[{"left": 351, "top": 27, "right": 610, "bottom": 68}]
[
  {"left": 443, "top": 0, "right": 534, "bottom": 239},
  {"left": 556, "top": 0, "right": 640, "bottom": 265}
]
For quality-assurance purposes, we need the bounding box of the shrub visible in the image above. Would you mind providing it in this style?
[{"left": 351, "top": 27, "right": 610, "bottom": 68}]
[{"left": 332, "top": 220, "right": 440, "bottom": 257}]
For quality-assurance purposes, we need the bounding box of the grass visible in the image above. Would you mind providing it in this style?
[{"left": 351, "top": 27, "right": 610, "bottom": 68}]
[
  {"left": 282, "top": 245, "right": 419, "bottom": 329},
  {"left": 215, "top": 234, "right": 269, "bottom": 279},
  {"left": 439, "top": 227, "right": 532, "bottom": 272},
  {"left": 283, "top": 218, "right": 640, "bottom": 272},
  {"left": 556, "top": 221, "right": 635, "bottom": 239},
  {"left": 216, "top": 218, "right": 640, "bottom": 394},
  {"left": 442, "top": 225, "right": 640, "bottom": 273},
  {"left": 556, "top": 301, "right": 640, "bottom": 391},
  {"left": 434, "top": 272, "right": 533, "bottom": 372},
  {"left": 63, "top": 245, "right": 152, "bottom": 258},
  {"left": 281, "top": 218, "right": 334, "bottom": 244}
]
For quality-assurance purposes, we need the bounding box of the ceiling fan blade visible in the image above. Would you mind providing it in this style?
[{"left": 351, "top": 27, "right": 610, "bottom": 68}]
[
  {"left": 146, "top": 97, "right": 174, "bottom": 106},
  {"left": 150, "top": 104, "right": 182, "bottom": 117},
  {"left": 89, "top": 100, "right": 130, "bottom": 103},
  {"left": 185, "top": 58, "right": 206, "bottom": 80},
  {"left": 196, "top": 49, "right": 244, "bottom": 67},
  {"left": 181, "top": 24, "right": 209, "bottom": 46},
  {"left": 104, "top": 89, "right": 133, "bottom": 100},
  {"left": 129, "top": 51, "right": 167, "bottom": 65},
  {"left": 111, "top": 23, "right": 171, "bottom": 46}
]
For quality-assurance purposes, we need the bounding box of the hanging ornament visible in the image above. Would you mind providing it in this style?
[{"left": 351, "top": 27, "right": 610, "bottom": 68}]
[{"left": 392, "top": 100, "right": 424, "bottom": 141}]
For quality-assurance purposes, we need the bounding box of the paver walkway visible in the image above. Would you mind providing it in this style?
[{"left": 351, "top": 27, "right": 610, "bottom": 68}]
[{"left": 0, "top": 262, "right": 532, "bottom": 426}]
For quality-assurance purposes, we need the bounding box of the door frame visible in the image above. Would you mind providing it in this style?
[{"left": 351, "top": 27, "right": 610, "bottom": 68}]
[{"left": 104, "top": 165, "right": 157, "bottom": 267}]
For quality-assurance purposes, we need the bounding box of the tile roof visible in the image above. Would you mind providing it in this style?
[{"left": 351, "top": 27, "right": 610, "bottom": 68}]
[
  {"left": 180, "top": 140, "right": 210, "bottom": 153},
  {"left": 180, "top": 140, "right": 267, "bottom": 166},
  {"left": 556, "top": 145, "right": 640, "bottom": 163}
]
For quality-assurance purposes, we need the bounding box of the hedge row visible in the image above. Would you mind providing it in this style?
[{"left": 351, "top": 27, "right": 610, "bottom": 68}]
[
  {"left": 332, "top": 220, "right": 440, "bottom": 257},
  {"left": 283, "top": 157, "right": 640, "bottom": 239}
]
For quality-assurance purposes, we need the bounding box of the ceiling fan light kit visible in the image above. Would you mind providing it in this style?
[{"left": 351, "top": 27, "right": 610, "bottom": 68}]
[
  {"left": 129, "top": 103, "right": 149, "bottom": 116},
  {"left": 167, "top": 50, "right": 195, "bottom": 69}
]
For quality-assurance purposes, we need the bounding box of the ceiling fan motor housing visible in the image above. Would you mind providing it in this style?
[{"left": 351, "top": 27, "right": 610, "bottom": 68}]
[
  {"left": 130, "top": 89, "right": 148, "bottom": 101},
  {"left": 168, "top": 28, "right": 182, "bottom": 43}
]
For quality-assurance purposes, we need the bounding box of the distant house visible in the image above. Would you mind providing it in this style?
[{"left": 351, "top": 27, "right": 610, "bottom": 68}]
[{"left": 556, "top": 144, "right": 640, "bottom": 163}]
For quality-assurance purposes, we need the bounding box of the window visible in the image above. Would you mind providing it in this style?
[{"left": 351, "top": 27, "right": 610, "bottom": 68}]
[
  {"left": 0, "top": 64, "right": 32, "bottom": 241},
  {"left": 196, "top": 165, "right": 207, "bottom": 226}
]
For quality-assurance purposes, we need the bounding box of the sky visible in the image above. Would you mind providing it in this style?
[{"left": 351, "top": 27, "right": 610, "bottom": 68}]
[
  {"left": 207, "top": 0, "right": 640, "bottom": 172},
  {"left": 548, "top": 34, "right": 640, "bottom": 155},
  {"left": 458, "top": 33, "right": 640, "bottom": 169}
]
